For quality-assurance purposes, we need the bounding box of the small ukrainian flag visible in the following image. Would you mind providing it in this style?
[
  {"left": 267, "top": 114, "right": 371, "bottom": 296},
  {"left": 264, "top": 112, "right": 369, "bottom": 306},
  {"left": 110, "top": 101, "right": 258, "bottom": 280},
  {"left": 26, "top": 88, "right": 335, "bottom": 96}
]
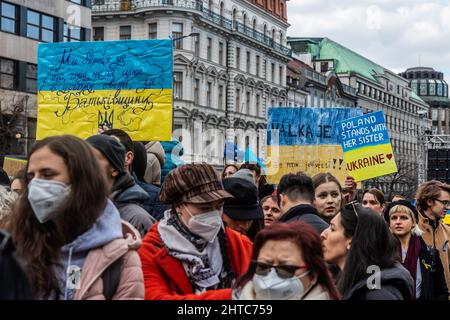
[{"left": 443, "top": 210, "right": 450, "bottom": 225}]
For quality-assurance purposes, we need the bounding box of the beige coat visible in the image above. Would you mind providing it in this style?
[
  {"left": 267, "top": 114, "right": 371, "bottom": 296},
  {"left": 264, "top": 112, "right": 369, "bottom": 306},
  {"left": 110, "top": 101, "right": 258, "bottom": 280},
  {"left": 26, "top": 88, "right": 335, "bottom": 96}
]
[
  {"left": 418, "top": 213, "right": 450, "bottom": 293},
  {"left": 74, "top": 221, "right": 144, "bottom": 300},
  {"left": 144, "top": 141, "right": 165, "bottom": 185}
]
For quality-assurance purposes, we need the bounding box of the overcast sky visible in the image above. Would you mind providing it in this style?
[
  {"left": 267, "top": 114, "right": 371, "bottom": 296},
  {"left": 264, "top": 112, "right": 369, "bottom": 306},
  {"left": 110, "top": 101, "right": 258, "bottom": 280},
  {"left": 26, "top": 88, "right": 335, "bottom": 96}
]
[{"left": 286, "top": 0, "right": 450, "bottom": 84}]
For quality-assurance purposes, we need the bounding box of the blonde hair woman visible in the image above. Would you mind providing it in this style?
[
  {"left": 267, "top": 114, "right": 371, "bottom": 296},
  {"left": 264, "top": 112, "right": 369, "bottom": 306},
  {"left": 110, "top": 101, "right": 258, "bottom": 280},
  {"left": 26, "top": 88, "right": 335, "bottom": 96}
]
[{"left": 384, "top": 200, "right": 448, "bottom": 300}]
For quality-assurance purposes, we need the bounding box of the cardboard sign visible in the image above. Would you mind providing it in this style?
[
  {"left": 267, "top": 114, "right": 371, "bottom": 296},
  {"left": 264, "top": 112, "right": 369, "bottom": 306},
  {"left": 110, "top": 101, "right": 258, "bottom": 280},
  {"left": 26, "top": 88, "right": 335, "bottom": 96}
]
[
  {"left": 266, "top": 107, "right": 363, "bottom": 184},
  {"left": 37, "top": 40, "right": 173, "bottom": 141},
  {"left": 337, "top": 111, "right": 398, "bottom": 181},
  {"left": 3, "top": 157, "right": 27, "bottom": 177}
]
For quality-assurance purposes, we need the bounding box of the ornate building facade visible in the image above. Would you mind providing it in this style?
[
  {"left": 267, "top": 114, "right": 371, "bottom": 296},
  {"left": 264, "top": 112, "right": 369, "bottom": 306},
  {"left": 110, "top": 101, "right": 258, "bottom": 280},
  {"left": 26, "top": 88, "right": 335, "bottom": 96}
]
[{"left": 92, "top": 0, "right": 291, "bottom": 166}]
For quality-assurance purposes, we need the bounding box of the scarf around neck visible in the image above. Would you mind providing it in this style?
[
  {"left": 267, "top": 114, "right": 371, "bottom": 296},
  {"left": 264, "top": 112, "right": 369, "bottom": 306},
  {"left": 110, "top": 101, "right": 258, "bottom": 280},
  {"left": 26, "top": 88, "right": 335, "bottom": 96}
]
[
  {"left": 401, "top": 235, "right": 421, "bottom": 298},
  {"left": 157, "top": 210, "right": 224, "bottom": 293}
]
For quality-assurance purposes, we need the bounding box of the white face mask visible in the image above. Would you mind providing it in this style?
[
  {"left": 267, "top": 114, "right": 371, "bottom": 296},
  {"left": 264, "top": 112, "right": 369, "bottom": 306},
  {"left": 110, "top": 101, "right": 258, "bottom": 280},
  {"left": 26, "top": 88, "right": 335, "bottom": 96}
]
[
  {"left": 28, "top": 178, "right": 71, "bottom": 224},
  {"left": 253, "top": 267, "right": 310, "bottom": 300},
  {"left": 184, "top": 205, "right": 224, "bottom": 242}
]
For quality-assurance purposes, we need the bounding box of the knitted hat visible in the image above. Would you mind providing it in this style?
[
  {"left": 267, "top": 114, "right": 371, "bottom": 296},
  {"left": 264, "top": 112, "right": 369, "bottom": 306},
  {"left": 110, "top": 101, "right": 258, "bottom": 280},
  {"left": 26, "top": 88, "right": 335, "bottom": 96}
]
[
  {"left": 231, "top": 169, "right": 255, "bottom": 185},
  {"left": 223, "top": 177, "right": 263, "bottom": 220},
  {"left": 86, "top": 135, "right": 126, "bottom": 174}
]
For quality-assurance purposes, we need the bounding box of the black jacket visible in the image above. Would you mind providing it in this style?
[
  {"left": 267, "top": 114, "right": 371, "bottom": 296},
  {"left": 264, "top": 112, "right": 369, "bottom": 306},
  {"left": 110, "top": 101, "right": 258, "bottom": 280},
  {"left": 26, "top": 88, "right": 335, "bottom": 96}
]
[
  {"left": 417, "top": 237, "right": 449, "bottom": 300},
  {"left": 111, "top": 173, "right": 155, "bottom": 237},
  {"left": 279, "top": 204, "right": 328, "bottom": 234},
  {"left": 344, "top": 264, "right": 414, "bottom": 300}
]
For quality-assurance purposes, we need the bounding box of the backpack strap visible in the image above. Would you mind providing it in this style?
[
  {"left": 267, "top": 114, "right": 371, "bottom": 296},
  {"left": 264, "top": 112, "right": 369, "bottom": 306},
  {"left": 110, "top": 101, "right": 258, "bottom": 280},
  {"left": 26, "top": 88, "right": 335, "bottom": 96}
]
[{"left": 102, "top": 257, "right": 123, "bottom": 300}]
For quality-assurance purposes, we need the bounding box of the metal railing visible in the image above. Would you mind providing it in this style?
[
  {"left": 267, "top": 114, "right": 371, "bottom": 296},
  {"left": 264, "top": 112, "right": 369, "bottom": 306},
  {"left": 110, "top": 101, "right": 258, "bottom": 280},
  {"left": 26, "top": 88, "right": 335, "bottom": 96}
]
[
  {"left": 201, "top": 8, "right": 232, "bottom": 30},
  {"left": 92, "top": 1, "right": 291, "bottom": 56},
  {"left": 92, "top": 0, "right": 203, "bottom": 13},
  {"left": 234, "top": 21, "right": 290, "bottom": 56}
]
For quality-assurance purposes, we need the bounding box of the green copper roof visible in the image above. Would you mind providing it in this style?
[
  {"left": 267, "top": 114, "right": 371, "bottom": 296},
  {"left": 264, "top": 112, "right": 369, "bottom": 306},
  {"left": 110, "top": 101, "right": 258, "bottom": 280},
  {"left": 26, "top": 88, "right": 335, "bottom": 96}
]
[
  {"left": 289, "top": 37, "right": 386, "bottom": 83},
  {"left": 410, "top": 91, "right": 427, "bottom": 104}
]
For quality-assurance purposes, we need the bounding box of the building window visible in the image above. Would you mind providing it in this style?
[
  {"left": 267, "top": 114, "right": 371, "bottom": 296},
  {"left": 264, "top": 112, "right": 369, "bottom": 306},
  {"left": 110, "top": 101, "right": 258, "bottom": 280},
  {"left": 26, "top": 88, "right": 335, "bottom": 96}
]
[
  {"left": 0, "top": 57, "right": 16, "bottom": 89},
  {"left": 207, "top": 37, "right": 212, "bottom": 60},
  {"left": 437, "top": 83, "right": 443, "bottom": 96},
  {"left": 194, "top": 79, "right": 199, "bottom": 105},
  {"left": 279, "top": 66, "right": 283, "bottom": 85},
  {"left": 246, "top": 51, "right": 250, "bottom": 73},
  {"left": 256, "top": 55, "right": 260, "bottom": 77},
  {"left": 218, "top": 85, "right": 224, "bottom": 110},
  {"left": 172, "top": 22, "right": 183, "bottom": 49},
  {"left": 27, "top": 10, "right": 55, "bottom": 42},
  {"left": 246, "top": 91, "right": 250, "bottom": 114},
  {"left": 236, "top": 47, "right": 240, "bottom": 69},
  {"left": 420, "top": 82, "right": 427, "bottom": 95},
  {"left": 119, "top": 25, "right": 131, "bottom": 40},
  {"left": 1, "top": 1, "right": 17, "bottom": 34},
  {"left": 173, "top": 72, "right": 182, "bottom": 100},
  {"left": 26, "top": 63, "right": 37, "bottom": 93},
  {"left": 271, "top": 63, "right": 275, "bottom": 82},
  {"left": 218, "top": 42, "right": 224, "bottom": 65},
  {"left": 149, "top": 23, "right": 157, "bottom": 39},
  {"left": 93, "top": 27, "right": 104, "bottom": 41},
  {"left": 194, "top": 34, "right": 199, "bottom": 56},
  {"left": 320, "top": 62, "right": 328, "bottom": 73},
  {"left": 256, "top": 94, "right": 260, "bottom": 116},
  {"left": 64, "top": 23, "right": 82, "bottom": 42},
  {"left": 207, "top": 82, "right": 212, "bottom": 106},
  {"left": 236, "top": 88, "right": 241, "bottom": 112}
]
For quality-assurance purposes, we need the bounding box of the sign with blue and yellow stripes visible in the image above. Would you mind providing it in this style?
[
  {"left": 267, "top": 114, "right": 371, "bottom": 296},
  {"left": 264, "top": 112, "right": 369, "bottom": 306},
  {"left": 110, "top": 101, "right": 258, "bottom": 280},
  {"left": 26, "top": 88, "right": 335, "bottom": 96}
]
[
  {"left": 337, "top": 111, "right": 398, "bottom": 181},
  {"left": 37, "top": 39, "right": 173, "bottom": 140},
  {"left": 266, "top": 107, "right": 363, "bottom": 184}
]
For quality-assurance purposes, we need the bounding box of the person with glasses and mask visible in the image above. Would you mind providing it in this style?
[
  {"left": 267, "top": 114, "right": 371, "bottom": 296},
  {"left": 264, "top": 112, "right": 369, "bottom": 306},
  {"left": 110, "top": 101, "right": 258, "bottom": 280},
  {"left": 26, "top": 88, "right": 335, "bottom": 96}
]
[
  {"left": 415, "top": 180, "right": 450, "bottom": 293},
  {"left": 138, "top": 163, "right": 253, "bottom": 300},
  {"left": 233, "top": 221, "right": 340, "bottom": 300},
  {"left": 321, "top": 202, "right": 414, "bottom": 300}
]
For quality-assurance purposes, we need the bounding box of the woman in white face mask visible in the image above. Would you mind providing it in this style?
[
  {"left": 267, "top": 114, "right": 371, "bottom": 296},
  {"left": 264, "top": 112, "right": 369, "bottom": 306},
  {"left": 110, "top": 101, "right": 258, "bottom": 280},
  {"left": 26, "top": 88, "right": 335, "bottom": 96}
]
[
  {"left": 138, "top": 163, "right": 254, "bottom": 300},
  {"left": 233, "top": 221, "right": 340, "bottom": 300},
  {"left": 3, "top": 135, "right": 144, "bottom": 300}
]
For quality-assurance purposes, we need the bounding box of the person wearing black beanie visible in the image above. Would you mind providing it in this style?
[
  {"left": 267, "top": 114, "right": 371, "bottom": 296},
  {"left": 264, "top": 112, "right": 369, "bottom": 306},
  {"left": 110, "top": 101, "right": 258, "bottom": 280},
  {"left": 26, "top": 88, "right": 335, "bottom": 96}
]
[{"left": 87, "top": 134, "right": 155, "bottom": 237}]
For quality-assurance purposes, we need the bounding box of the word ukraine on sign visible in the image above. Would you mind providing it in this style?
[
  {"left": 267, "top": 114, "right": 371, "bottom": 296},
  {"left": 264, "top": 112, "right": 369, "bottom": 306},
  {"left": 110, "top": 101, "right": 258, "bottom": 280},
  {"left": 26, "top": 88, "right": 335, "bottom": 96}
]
[
  {"left": 266, "top": 107, "right": 363, "bottom": 184},
  {"left": 337, "top": 111, "right": 398, "bottom": 181},
  {"left": 37, "top": 40, "right": 173, "bottom": 140}
]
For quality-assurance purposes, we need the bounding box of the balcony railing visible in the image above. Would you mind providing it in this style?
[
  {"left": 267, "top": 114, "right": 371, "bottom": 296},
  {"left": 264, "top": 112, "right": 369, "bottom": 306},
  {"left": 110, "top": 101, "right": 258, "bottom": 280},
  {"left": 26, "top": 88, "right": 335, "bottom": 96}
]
[
  {"left": 305, "top": 69, "right": 326, "bottom": 84},
  {"left": 234, "top": 21, "right": 290, "bottom": 56},
  {"left": 342, "top": 84, "right": 357, "bottom": 96},
  {"left": 201, "top": 7, "right": 232, "bottom": 30},
  {"left": 92, "top": 0, "right": 203, "bottom": 13},
  {"left": 92, "top": 1, "right": 291, "bottom": 56}
]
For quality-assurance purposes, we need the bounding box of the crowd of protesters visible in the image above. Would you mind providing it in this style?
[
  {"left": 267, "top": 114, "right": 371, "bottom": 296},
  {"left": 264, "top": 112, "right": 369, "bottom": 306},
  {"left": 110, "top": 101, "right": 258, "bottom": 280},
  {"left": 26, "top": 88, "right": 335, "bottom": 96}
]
[{"left": 1, "top": 132, "right": 450, "bottom": 301}]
